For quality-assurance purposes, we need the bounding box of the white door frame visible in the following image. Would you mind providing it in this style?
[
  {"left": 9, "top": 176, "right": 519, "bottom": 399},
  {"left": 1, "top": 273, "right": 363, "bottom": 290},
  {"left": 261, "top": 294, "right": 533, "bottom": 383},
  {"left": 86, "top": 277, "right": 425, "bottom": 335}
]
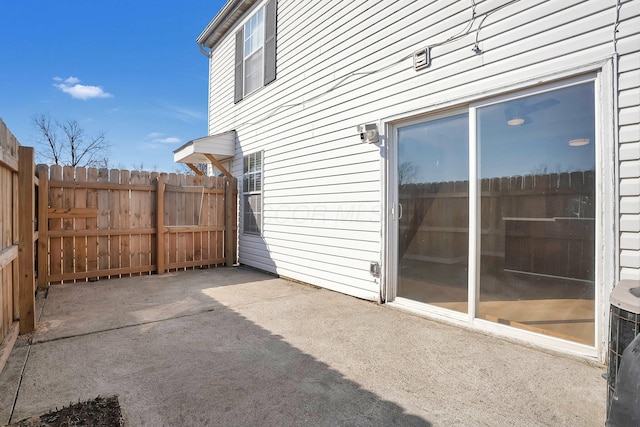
[{"left": 381, "top": 62, "right": 616, "bottom": 362}]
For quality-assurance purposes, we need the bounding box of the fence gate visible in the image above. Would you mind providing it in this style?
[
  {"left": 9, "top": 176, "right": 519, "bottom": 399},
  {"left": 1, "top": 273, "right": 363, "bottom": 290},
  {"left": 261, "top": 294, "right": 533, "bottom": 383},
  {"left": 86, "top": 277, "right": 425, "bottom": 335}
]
[
  {"left": 157, "top": 173, "right": 237, "bottom": 273},
  {"left": 1, "top": 120, "right": 38, "bottom": 367}
]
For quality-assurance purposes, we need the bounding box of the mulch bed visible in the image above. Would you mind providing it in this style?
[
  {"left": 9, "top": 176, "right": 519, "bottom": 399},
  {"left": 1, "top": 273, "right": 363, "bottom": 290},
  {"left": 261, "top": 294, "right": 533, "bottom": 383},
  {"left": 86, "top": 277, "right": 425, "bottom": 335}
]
[{"left": 7, "top": 396, "right": 123, "bottom": 427}]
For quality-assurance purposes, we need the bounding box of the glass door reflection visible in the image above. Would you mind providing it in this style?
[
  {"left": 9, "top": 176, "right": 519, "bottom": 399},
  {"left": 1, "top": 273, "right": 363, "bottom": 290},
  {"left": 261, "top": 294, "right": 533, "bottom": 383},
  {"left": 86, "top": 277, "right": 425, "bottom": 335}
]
[
  {"left": 477, "top": 82, "right": 596, "bottom": 345},
  {"left": 397, "top": 113, "right": 469, "bottom": 312}
]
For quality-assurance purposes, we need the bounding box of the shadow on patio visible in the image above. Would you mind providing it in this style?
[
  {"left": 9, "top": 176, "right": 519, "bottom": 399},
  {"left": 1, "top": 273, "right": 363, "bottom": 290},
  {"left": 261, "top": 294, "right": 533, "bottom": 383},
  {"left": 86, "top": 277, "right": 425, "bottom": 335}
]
[{"left": 1, "top": 268, "right": 430, "bottom": 426}]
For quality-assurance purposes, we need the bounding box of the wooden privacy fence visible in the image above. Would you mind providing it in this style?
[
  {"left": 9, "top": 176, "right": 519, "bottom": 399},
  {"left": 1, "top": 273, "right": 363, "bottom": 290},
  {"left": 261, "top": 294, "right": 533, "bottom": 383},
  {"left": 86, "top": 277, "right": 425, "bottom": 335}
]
[
  {"left": 1, "top": 119, "right": 38, "bottom": 371},
  {"left": 38, "top": 166, "right": 238, "bottom": 285}
]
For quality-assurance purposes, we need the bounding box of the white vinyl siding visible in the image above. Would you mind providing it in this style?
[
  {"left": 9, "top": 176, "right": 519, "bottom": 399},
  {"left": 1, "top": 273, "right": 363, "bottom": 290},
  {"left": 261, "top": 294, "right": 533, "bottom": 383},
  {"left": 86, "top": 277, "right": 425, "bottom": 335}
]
[
  {"left": 206, "top": 0, "right": 639, "bottom": 305},
  {"left": 618, "top": 0, "right": 640, "bottom": 280}
]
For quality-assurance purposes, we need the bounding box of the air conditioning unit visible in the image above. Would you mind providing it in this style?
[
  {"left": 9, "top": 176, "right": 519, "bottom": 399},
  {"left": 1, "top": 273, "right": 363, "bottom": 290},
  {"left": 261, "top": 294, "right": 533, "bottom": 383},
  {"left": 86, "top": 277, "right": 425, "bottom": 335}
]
[
  {"left": 607, "top": 280, "right": 640, "bottom": 418},
  {"left": 357, "top": 124, "right": 379, "bottom": 144},
  {"left": 413, "top": 47, "right": 431, "bottom": 71}
]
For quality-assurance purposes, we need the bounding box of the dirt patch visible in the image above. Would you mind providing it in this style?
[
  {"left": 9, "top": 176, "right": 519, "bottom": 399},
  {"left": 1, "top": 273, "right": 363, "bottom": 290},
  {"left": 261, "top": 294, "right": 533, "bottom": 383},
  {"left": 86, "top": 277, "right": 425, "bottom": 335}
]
[{"left": 7, "top": 396, "right": 123, "bottom": 427}]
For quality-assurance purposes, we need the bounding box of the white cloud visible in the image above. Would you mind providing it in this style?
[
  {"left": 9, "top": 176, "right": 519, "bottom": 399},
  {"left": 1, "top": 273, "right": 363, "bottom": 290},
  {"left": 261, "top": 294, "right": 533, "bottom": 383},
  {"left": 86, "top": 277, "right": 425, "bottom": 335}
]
[
  {"left": 53, "top": 76, "right": 113, "bottom": 100},
  {"left": 154, "top": 137, "right": 182, "bottom": 144},
  {"left": 63, "top": 76, "right": 80, "bottom": 85},
  {"left": 145, "top": 132, "right": 181, "bottom": 144}
]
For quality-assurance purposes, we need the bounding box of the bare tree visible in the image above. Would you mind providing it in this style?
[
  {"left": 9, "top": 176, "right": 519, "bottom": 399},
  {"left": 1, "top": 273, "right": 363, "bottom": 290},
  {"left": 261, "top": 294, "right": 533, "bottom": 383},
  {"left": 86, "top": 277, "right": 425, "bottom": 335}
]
[
  {"left": 33, "top": 113, "right": 110, "bottom": 168},
  {"left": 176, "top": 163, "right": 209, "bottom": 175},
  {"left": 131, "top": 162, "right": 158, "bottom": 172},
  {"left": 398, "top": 161, "right": 419, "bottom": 185}
]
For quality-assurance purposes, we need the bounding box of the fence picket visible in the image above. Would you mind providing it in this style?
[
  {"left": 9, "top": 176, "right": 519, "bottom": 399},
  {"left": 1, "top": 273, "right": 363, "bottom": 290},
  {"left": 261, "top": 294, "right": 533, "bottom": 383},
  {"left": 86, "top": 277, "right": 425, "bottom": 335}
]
[
  {"left": 129, "top": 171, "right": 141, "bottom": 275},
  {"left": 149, "top": 172, "right": 158, "bottom": 271},
  {"left": 86, "top": 168, "right": 98, "bottom": 274},
  {"left": 167, "top": 173, "right": 178, "bottom": 270},
  {"left": 49, "top": 165, "right": 63, "bottom": 283},
  {"left": 185, "top": 175, "right": 195, "bottom": 265},
  {"left": 216, "top": 177, "right": 225, "bottom": 262},
  {"left": 202, "top": 177, "right": 213, "bottom": 264},
  {"left": 109, "top": 170, "right": 121, "bottom": 276},
  {"left": 142, "top": 171, "right": 151, "bottom": 272},
  {"left": 74, "top": 168, "right": 87, "bottom": 278},
  {"left": 120, "top": 170, "right": 131, "bottom": 274},
  {"left": 62, "top": 166, "right": 75, "bottom": 278},
  {"left": 97, "top": 168, "right": 110, "bottom": 278}
]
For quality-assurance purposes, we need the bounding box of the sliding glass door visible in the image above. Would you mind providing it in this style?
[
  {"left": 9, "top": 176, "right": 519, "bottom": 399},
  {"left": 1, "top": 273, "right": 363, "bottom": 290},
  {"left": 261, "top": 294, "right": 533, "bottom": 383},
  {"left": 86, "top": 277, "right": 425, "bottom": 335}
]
[{"left": 393, "top": 79, "right": 596, "bottom": 346}]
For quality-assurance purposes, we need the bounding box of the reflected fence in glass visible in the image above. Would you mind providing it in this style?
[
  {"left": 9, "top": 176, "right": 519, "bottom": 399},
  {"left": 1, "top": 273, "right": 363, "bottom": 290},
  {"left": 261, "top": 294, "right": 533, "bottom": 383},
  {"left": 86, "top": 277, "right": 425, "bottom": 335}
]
[{"left": 477, "top": 82, "right": 596, "bottom": 345}]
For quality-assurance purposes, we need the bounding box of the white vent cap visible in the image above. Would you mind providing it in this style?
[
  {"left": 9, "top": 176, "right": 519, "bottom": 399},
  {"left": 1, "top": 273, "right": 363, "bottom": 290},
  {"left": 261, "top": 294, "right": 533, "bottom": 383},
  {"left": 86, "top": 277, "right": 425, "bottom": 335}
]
[{"left": 414, "top": 47, "right": 431, "bottom": 71}]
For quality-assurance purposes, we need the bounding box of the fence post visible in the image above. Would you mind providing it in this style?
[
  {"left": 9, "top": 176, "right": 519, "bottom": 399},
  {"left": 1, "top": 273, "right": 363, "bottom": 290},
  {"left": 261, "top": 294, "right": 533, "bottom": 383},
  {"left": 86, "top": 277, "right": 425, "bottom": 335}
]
[
  {"left": 12, "top": 162, "right": 20, "bottom": 320},
  {"left": 156, "top": 175, "right": 165, "bottom": 275},
  {"left": 18, "top": 146, "right": 35, "bottom": 334},
  {"left": 224, "top": 178, "right": 234, "bottom": 267},
  {"left": 37, "top": 164, "right": 49, "bottom": 289}
]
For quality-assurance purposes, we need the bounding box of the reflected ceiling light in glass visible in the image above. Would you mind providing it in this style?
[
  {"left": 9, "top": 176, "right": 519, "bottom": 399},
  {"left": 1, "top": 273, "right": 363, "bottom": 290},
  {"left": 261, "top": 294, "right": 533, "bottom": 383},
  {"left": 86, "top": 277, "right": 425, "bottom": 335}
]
[{"left": 506, "top": 106, "right": 525, "bottom": 126}]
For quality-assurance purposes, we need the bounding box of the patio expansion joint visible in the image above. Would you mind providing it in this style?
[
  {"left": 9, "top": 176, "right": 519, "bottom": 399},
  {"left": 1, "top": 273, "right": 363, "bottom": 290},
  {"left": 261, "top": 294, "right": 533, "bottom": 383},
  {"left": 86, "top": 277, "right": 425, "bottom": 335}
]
[
  {"left": 7, "top": 338, "right": 33, "bottom": 425},
  {"left": 222, "top": 292, "right": 307, "bottom": 311},
  {"left": 32, "top": 306, "right": 218, "bottom": 347},
  {"left": 5, "top": 288, "right": 50, "bottom": 423}
]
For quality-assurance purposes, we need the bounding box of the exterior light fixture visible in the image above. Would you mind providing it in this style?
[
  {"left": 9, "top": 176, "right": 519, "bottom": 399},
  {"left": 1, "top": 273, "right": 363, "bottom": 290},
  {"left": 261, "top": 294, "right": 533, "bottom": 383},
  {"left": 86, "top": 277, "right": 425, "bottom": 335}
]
[{"left": 569, "top": 138, "right": 590, "bottom": 147}]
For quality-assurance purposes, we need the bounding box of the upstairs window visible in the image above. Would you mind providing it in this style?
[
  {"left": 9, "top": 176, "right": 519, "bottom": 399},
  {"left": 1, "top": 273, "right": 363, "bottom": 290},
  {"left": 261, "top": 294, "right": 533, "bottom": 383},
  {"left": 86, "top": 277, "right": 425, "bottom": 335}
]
[
  {"left": 235, "top": 0, "right": 277, "bottom": 103},
  {"left": 243, "top": 8, "right": 264, "bottom": 95}
]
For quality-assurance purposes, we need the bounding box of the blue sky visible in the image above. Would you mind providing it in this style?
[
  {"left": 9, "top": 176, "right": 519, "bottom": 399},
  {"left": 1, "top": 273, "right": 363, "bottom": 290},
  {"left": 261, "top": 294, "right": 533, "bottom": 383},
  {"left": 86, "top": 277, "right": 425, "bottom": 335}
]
[{"left": 0, "top": 1, "right": 226, "bottom": 172}]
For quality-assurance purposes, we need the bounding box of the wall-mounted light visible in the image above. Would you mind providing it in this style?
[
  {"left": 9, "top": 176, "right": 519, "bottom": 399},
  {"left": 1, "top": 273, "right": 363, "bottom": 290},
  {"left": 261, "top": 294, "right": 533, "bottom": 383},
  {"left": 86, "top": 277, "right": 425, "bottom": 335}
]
[
  {"left": 569, "top": 138, "right": 590, "bottom": 147},
  {"left": 357, "top": 124, "right": 379, "bottom": 144}
]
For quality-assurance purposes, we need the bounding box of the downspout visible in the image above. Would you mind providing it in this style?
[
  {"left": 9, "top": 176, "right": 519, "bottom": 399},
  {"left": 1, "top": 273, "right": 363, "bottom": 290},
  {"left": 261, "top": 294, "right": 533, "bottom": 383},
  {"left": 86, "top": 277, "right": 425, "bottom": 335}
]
[
  {"left": 198, "top": 42, "right": 216, "bottom": 177},
  {"left": 612, "top": 0, "right": 621, "bottom": 286}
]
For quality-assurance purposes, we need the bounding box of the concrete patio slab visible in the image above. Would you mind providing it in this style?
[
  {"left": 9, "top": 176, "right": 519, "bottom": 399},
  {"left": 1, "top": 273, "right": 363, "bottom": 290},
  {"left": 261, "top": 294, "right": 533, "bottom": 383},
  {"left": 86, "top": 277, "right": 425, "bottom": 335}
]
[{"left": 0, "top": 267, "right": 606, "bottom": 426}]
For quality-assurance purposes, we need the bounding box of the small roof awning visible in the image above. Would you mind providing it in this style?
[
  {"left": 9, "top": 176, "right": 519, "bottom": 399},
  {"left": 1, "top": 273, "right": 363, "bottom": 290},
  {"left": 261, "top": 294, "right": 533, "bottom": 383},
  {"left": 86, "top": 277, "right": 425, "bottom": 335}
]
[{"left": 173, "top": 131, "right": 236, "bottom": 164}]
